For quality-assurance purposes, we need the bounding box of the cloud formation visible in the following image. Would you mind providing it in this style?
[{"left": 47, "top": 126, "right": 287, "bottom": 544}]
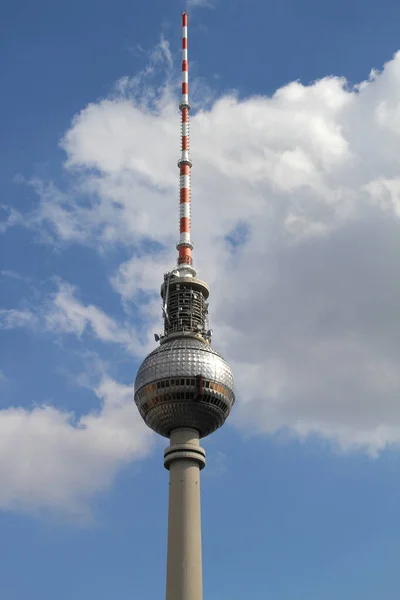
[
  {"left": 0, "top": 308, "right": 37, "bottom": 330},
  {"left": 44, "top": 281, "right": 154, "bottom": 356},
  {"left": 186, "top": 0, "right": 216, "bottom": 9},
  {"left": 0, "top": 374, "right": 153, "bottom": 517},
  {"left": 4, "top": 43, "right": 400, "bottom": 491}
]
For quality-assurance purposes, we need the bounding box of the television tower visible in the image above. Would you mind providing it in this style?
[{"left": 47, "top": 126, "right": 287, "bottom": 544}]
[{"left": 134, "top": 12, "right": 235, "bottom": 600}]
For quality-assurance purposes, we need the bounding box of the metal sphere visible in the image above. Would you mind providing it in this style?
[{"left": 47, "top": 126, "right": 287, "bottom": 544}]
[{"left": 134, "top": 337, "right": 235, "bottom": 438}]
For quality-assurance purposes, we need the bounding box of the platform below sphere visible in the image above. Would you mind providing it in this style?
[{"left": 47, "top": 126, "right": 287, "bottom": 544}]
[{"left": 134, "top": 337, "right": 235, "bottom": 438}]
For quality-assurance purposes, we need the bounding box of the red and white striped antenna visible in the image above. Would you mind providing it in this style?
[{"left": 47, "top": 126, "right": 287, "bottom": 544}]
[{"left": 176, "top": 11, "right": 196, "bottom": 278}]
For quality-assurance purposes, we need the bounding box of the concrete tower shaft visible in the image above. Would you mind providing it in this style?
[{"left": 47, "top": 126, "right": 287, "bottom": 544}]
[{"left": 164, "top": 428, "right": 205, "bottom": 600}]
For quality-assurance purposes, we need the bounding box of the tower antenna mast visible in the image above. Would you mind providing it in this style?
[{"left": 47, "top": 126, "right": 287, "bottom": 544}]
[{"left": 177, "top": 10, "right": 195, "bottom": 277}]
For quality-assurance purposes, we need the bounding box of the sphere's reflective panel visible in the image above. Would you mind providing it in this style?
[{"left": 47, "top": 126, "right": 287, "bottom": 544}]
[{"left": 134, "top": 337, "right": 235, "bottom": 438}]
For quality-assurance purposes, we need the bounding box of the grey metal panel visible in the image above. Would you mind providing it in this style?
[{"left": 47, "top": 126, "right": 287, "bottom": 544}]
[{"left": 135, "top": 338, "right": 234, "bottom": 391}]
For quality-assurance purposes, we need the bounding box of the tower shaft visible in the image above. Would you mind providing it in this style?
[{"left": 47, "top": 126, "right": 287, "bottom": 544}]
[
  {"left": 134, "top": 11, "right": 235, "bottom": 600},
  {"left": 164, "top": 428, "right": 206, "bottom": 600}
]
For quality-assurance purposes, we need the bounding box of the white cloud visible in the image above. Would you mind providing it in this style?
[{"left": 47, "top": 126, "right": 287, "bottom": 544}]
[
  {"left": 110, "top": 254, "right": 173, "bottom": 323},
  {"left": 0, "top": 308, "right": 37, "bottom": 330},
  {"left": 6, "top": 46, "right": 400, "bottom": 456},
  {"left": 0, "top": 205, "right": 24, "bottom": 233},
  {"left": 1, "top": 279, "right": 157, "bottom": 358},
  {"left": 44, "top": 281, "right": 153, "bottom": 355},
  {"left": 224, "top": 215, "right": 400, "bottom": 454},
  {"left": 186, "top": 0, "right": 216, "bottom": 9},
  {"left": 1, "top": 270, "right": 27, "bottom": 281},
  {"left": 0, "top": 285, "right": 158, "bottom": 517},
  {"left": 0, "top": 374, "right": 153, "bottom": 518}
]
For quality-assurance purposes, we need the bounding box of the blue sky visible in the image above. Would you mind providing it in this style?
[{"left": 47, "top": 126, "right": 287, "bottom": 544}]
[{"left": 3, "top": 0, "right": 400, "bottom": 598}]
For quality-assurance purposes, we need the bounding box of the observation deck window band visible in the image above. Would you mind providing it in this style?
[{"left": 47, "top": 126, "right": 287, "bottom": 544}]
[{"left": 139, "top": 394, "right": 232, "bottom": 415}]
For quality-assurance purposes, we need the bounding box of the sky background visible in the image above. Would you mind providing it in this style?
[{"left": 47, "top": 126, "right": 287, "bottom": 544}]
[{"left": 2, "top": 0, "right": 400, "bottom": 598}]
